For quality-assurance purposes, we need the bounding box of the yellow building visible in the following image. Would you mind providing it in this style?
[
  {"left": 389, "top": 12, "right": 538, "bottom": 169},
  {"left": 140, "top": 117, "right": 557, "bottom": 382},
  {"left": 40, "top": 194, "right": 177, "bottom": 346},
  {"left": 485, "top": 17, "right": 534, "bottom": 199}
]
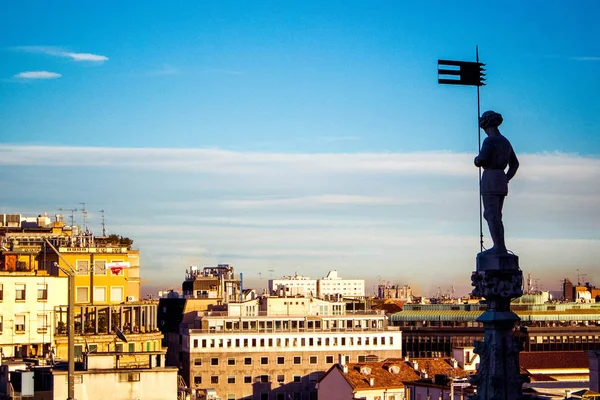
[{"left": 0, "top": 212, "right": 161, "bottom": 360}]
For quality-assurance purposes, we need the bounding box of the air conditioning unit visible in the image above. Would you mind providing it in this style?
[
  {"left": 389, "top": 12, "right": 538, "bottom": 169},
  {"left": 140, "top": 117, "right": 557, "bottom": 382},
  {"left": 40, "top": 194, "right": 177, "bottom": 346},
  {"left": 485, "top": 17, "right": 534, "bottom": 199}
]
[{"left": 126, "top": 296, "right": 136, "bottom": 302}]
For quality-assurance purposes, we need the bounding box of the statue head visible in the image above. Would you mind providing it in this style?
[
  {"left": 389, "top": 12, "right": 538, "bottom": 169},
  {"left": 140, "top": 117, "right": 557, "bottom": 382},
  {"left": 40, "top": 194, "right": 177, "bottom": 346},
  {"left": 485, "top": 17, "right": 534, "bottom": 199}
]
[{"left": 479, "top": 110, "right": 503, "bottom": 130}]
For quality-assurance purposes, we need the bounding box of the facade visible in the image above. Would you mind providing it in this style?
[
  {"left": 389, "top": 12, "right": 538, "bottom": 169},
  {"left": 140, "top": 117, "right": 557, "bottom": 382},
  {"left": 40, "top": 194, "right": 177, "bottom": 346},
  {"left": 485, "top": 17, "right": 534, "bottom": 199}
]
[
  {"left": 179, "top": 296, "right": 402, "bottom": 400},
  {"left": 269, "top": 274, "right": 317, "bottom": 297},
  {"left": 0, "top": 212, "right": 158, "bottom": 363},
  {"left": 268, "top": 270, "right": 365, "bottom": 300},
  {"left": 391, "top": 299, "right": 600, "bottom": 357},
  {"left": 0, "top": 274, "right": 67, "bottom": 358},
  {"left": 1, "top": 351, "right": 177, "bottom": 400}
]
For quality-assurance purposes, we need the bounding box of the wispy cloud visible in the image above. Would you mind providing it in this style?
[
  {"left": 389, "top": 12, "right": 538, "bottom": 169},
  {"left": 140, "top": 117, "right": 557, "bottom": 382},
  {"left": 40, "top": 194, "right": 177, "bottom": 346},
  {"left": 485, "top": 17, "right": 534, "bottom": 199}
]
[
  {"left": 14, "top": 46, "right": 108, "bottom": 62},
  {"left": 13, "top": 71, "right": 61, "bottom": 79},
  {"left": 571, "top": 56, "right": 600, "bottom": 61},
  {"left": 146, "top": 64, "right": 181, "bottom": 76},
  {"left": 1, "top": 145, "right": 598, "bottom": 295}
]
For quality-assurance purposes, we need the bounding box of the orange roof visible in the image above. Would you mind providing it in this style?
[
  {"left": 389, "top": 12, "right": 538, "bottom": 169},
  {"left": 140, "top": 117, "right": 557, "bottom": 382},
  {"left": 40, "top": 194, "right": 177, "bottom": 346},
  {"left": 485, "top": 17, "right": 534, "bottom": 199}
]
[
  {"left": 330, "top": 358, "right": 471, "bottom": 390},
  {"left": 520, "top": 351, "right": 589, "bottom": 370}
]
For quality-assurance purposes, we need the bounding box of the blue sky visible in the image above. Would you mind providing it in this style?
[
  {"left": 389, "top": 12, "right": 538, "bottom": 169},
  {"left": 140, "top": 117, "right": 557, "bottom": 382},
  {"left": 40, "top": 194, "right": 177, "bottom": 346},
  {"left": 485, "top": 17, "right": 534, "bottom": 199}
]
[{"left": 1, "top": 1, "right": 599, "bottom": 296}]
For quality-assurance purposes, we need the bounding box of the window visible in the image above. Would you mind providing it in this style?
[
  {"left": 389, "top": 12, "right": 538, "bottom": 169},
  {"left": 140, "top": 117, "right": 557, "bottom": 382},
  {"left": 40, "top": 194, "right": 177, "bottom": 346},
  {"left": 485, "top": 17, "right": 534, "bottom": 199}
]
[
  {"left": 326, "top": 356, "right": 334, "bottom": 364},
  {"left": 244, "top": 376, "right": 252, "bottom": 384},
  {"left": 358, "top": 355, "right": 366, "bottom": 362},
  {"left": 193, "top": 339, "right": 198, "bottom": 348},
  {"left": 76, "top": 287, "right": 89, "bottom": 303},
  {"left": 277, "top": 356, "right": 285, "bottom": 365},
  {"left": 37, "top": 314, "right": 48, "bottom": 331},
  {"left": 211, "top": 376, "right": 219, "bottom": 384},
  {"left": 227, "top": 395, "right": 235, "bottom": 400},
  {"left": 118, "top": 372, "right": 140, "bottom": 382},
  {"left": 293, "top": 376, "right": 301, "bottom": 383},
  {"left": 94, "top": 260, "right": 107, "bottom": 275},
  {"left": 194, "top": 376, "right": 202, "bottom": 385},
  {"left": 293, "top": 356, "right": 301, "bottom": 364},
  {"left": 260, "top": 375, "right": 269, "bottom": 383},
  {"left": 194, "top": 358, "right": 202, "bottom": 366},
  {"left": 211, "top": 357, "right": 219, "bottom": 366},
  {"left": 309, "top": 356, "right": 317, "bottom": 364},
  {"left": 88, "top": 344, "right": 98, "bottom": 353},
  {"left": 227, "top": 376, "right": 235, "bottom": 384},
  {"left": 76, "top": 260, "right": 89, "bottom": 275},
  {"left": 261, "top": 394, "right": 269, "bottom": 400},
  {"left": 0, "top": 316, "right": 3, "bottom": 332},
  {"left": 261, "top": 356, "right": 269, "bottom": 365},
  {"left": 110, "top": 287, "right": 124, "bottom": 302},
  {"left": 244, "top": 357, "right": 252, "bottom": 365},
  {"left": 0, "top": 283, "right": 3, "bottom": 300},
  {"left": 277, "top": 374, "right": 285, "bottom": 383},
  {"left": 227, "top": 358, "right": 235, "bottom": 366},
  {"left": 94, "top": 287, "right": 106, "bottom": 302},
  {"left": 115, "top": 343, "right": 123, "bottom": 352},
  {"left": 37, "top": 283, "right": 48, "bottom": 300},
  {"left": 128, "top": 343, "right": 135, "bottom": 352},
  {"left": 15, "top": 315, "right": 26, "bottom": 332},
  {"left": 15, "top": 284, "right": 26, "bottom": 301}
]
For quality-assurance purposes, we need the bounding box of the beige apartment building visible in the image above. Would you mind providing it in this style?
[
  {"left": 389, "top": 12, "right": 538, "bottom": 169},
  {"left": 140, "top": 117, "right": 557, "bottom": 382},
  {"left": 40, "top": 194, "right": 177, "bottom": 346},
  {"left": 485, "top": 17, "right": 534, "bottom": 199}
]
[{"left": 179, "top": 296, "right": 403, "bottom": 400}]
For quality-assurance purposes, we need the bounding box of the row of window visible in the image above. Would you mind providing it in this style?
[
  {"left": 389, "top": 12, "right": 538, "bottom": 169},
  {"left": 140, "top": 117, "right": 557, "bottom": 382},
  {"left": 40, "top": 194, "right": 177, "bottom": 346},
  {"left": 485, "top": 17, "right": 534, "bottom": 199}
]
[
  {"left": 192, "top": 335, "right": 394, "bottom": 349},
  {"left": 193, "top": 372, "right": 322, "bottom": 386},
  {"left": 217, "top": 318, "right": 383, "bottom": 331},
  {"left": 0, "top": 314, "right": 50, "bottom": 333},
  {"left": 193, "top": 354, "right": 379, "bottom": 367},
  {"left": 74, "top": 260, "right": 123, "bottom": 275},
  {"left": 0, "top": 283, "right": 48, "bottom": 301},
  {"left": 76, "top": 286, "right": 124, "bottom": 303}
]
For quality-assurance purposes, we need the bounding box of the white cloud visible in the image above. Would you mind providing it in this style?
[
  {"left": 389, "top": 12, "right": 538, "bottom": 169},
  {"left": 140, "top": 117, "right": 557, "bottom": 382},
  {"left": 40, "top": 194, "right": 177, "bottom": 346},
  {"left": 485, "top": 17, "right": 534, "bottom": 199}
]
[
  {"left": 571, "top": 56, "right": 600, "bottom": 61},
  {"left": 14, "top": 46, "right": 108, "bottom": 62},
  {"left": 13, "top": 71, "right": 61, "bottom": 79},
  {"left": 1, "top": 145, "right": 598, "bottom": 296}
]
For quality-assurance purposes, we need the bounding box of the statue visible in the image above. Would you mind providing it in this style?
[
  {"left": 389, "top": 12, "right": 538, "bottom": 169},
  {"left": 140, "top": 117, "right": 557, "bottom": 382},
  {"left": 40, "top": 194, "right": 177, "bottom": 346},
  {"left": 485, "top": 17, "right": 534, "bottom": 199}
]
[{"left": 474, "top": 111, "right": 519, "bottom": 255}]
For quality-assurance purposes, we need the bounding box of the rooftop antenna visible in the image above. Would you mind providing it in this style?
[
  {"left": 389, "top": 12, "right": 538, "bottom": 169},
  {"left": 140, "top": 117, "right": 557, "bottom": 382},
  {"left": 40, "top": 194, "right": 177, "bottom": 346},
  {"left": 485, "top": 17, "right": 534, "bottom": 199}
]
[
  {"left": 268, "top": 269, "right": 274, "bottom": 279},
  {"left": 99, "top": 210, "right": 107, "bottom": 236},
  {"left": 577, "top": 269, "right": 587, "bottom": 286},
  {"left": 79, "top": 203, "right": 88, "bottom": 229},
  {"left": 61, "top": 208, "right": 78, "bottom": 227}
]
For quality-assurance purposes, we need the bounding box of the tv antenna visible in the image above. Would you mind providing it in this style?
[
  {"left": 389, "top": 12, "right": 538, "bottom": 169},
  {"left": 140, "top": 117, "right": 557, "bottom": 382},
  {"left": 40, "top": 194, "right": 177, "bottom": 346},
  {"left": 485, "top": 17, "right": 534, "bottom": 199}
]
[
  {"left": 99, "top": 210, "right": 107, "bottom": 236},
  {"left": 268, "top": 269, "right": 275, "bottom": 279},
  {"left": 79, "top": 203, "right": 88, "bottom": 229},
  {"left": 58, "top": 208, "right": 78, "bottom": 227},
  {"left": 577, "top": 269, "right": 587, "bottom": 286}
]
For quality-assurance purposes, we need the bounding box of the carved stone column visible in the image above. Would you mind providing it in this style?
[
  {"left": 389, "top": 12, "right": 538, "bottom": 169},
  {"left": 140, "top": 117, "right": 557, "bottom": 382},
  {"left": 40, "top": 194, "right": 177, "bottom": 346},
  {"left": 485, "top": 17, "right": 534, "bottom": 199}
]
[{"left": 469, "top": 253, "right": 529, "bottom": 400}]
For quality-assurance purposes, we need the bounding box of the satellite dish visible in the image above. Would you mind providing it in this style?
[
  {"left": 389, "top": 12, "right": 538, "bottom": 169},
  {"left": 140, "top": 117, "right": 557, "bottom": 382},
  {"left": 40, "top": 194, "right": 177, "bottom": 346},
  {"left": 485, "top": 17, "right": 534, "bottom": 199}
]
[{"left": 115, "top": 328, "right": 128, "bottom": 343}]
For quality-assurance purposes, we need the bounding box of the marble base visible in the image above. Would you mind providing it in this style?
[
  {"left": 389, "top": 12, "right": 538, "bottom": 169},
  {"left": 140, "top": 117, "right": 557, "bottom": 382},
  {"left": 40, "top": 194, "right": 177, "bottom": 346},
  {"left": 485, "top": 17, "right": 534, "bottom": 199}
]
[{"left": 477, "top": 252, "right": 519, "bottom": 272}]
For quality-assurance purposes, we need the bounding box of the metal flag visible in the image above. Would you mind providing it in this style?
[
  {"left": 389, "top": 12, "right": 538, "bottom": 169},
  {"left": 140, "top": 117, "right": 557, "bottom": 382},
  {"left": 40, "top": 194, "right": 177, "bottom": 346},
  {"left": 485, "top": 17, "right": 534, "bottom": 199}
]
[{"left": 438, "top": 59, "right": 486, "bottom": 86}]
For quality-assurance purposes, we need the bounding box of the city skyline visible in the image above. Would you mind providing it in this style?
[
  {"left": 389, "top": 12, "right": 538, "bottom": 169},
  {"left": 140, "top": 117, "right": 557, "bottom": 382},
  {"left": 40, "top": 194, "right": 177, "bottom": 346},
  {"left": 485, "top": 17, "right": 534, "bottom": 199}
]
[{"left": 1, "top": 1, "right": 598, "bottom": 296}]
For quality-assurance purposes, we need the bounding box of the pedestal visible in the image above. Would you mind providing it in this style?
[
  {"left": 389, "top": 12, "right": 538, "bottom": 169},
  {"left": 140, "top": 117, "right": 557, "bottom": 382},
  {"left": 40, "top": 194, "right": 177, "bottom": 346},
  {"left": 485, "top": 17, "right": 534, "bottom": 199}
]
[{"left": 469, "top": 253, "right": 529, "bottom": 400}]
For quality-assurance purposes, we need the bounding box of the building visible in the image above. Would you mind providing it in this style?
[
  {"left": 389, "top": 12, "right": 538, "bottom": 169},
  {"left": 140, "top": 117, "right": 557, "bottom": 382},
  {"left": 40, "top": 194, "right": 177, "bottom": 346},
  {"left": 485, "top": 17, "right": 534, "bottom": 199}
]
[
  {"left": 0, "top": 273, "right": 67, "bottom": 358},
  {"left": 521, "top": 351, "right": 591, "bottom": 398},
  {"left": 377, "top": 284, "right": 413, "bottom": 301},
  {"left": 0, "top": 212, "right": 161, "bottom": 362},
  {"left": 269, "top": 270, "right": 365, "bottom": 300},
  {"left": 317, "top": 355, "right": 472, "bottom": 400},
  {"left": 182, "top": 264, "right": 241, "bottom": 301},
  {"left": 176, "top": 295, "right": 402, "bottom": 400},
  {"left": 0, "top": 351, "right": 177, "bottom": 399},
  {"left": 390, "top": 299, "right": 600, "bottom": 358}
]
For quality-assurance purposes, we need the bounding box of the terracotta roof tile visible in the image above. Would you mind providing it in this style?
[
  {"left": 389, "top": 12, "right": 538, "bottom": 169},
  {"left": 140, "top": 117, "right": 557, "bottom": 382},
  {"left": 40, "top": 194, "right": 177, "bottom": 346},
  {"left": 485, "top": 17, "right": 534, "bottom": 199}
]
[
  {"left": 520, "top": 351, "right": 589, "bottom": 370},
  {"left": 340, "top": 358, "right": 471, "bottom": 390}
]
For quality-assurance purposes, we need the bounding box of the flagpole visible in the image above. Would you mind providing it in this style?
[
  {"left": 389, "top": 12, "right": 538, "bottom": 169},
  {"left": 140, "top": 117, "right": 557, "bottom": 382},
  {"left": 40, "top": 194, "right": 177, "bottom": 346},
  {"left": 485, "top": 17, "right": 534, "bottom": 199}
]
[{"left": 476, "top": 45, "right": 483, "bottom": 253}]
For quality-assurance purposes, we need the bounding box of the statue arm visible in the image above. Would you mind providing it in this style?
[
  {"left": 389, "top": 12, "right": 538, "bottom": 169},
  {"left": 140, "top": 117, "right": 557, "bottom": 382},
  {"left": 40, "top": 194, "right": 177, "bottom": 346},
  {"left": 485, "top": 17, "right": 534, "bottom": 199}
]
[
  {"left": 506, "top": 149, "right": 519, "bottom": 182},
  {"left": 474, "top": 138, "right": 491, "bottom": 167}
]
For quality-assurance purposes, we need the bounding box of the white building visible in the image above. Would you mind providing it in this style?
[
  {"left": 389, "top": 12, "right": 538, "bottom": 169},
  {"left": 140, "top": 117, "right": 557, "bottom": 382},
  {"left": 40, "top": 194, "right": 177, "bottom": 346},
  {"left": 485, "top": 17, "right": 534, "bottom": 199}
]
[
  {"left": 0, "top": 273, "right": 67, "bottom": 358},
  {"left": 178, "top": 295, "right": 402, "bottom": 399},
  {"left": 268, "top": 273, "right": 317, "bottom": 297},
  {"left": 318, "top": 270, "right": 365, "bottom": 299},
  {"left": 268, "top": 270, "right": 365, "bottom": 299}
]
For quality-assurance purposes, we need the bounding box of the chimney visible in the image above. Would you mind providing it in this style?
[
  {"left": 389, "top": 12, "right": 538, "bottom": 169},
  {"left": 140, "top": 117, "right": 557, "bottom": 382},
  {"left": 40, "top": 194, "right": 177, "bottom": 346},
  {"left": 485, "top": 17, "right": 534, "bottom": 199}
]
[
  {"left": 369, "top": 377, "right": 374, "bottom": 387},
  {"left": 339, "top": 354, "right": 346, "bottom": 366},
  {"left": 452, "top": 358, "right": 458, "bottom": 369},
  {"left": 412, "top": 361, "right": 419, "bottom": 371},
  {"left": 565, "top": 390, "right": 571, "bottom": 398}
]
